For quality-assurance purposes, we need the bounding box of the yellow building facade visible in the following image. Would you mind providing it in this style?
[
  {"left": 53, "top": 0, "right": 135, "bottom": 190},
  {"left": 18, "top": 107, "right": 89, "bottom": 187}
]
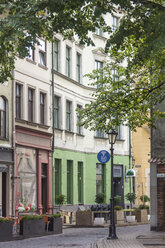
[{"left": 132, "top": 125, "right": 150, "bottom": 206}]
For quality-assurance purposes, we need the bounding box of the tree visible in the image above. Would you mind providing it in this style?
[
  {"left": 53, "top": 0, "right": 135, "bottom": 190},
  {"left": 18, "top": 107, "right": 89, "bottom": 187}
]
[{"left": 77, "top": 0, "right": 165, "bottom": 131}]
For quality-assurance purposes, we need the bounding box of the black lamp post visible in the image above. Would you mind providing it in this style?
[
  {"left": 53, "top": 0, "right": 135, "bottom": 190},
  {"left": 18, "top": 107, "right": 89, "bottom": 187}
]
[{"left": 107, "top": 129, "right": 118, "bottom": 240}]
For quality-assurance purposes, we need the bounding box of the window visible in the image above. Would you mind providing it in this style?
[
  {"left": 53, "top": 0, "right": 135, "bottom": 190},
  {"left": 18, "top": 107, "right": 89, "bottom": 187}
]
[
  {"left": 28, "top": 88, "right": 34, "bottom": 122},
  {"left": 66, "top": 100, "right": 72, "bottom": 131},
  {"left": 76, "top": 53, "right": 81, "bottom": 83},
  {"left": 66, "top": 46, "right": 71, "bottom": 77},
  {"left": 53, "top": 40, "right": 59, "bottom": 71},
  {"left": 27, "top": 47, "right": 35, "bottom": 61},
  {"left": 96, "top": 163, "right": 105, "bottom": 194},
  {"left": 112, "top": 16, "right": 119, "bottom": 32},
  {"left": 95, "top": 60, "right": 103, "bottom": 70},
  {"left": 77, "top": 105, "right": 82, "bottom": 135},
  {"left": 54, "top": 95, "right": 60, "bottom": 129},
  {"left": 112, "top": 69, "right": 119, "bottom": 82},
  {"left": 55, "top": 159, "right": 62, "bottom": 204},
  {"left": 16, "top": 84, "right": 22, "bottom": 119},
  {"left": 78, "top": 162, "right": 83, "bottom": 204},
  {"left": 117, "top": 125, "right": 122, "bottom": 140},
  {"left": 0, "top": 96, "right": 6, "bottom": 139},
  {"left": 40, "top": 92, "right": 45, "bottom": 124},
  {"left": 67, "top": 160, "right": 73, "bottom": 204},
  {"left": 95, "top": 27, "right": 103, "bottom": 36},
  {"left": 38, "top": 38, "right": 46, "bottom": 66},
  {"left": 96, "top": 129, "right": 105, "bottom": 138}
]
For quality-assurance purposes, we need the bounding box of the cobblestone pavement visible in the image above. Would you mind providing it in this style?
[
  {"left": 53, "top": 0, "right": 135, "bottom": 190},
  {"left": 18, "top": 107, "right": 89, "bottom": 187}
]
[{"left": 0, "top": 224, "right": 151, "bottom": 248}]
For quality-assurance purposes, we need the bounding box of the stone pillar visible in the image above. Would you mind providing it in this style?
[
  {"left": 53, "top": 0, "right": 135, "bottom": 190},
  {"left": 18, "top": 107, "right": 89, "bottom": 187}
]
[
  {"left": 47, "top": 151, "right": 52, "bottom": 214},
  {"left": 15, "top": 151, "right": 18, "bottom": 217},
  {"left": 37, "top": 151, "right": 42, "bottom": 214}
]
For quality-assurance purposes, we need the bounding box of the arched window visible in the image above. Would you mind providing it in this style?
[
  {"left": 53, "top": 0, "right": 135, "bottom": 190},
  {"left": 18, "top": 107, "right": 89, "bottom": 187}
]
[{"left": 0, "top": 96, "right": 7, "bottom": 138}]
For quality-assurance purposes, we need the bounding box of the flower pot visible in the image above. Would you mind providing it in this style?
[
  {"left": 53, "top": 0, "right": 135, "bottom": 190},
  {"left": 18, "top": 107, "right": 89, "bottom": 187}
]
[
  {"left": 20, "top": 218, "right": 45, "bottom": 236},
  {"left": 0, "top": 222, "right": 13, "bottom": 241},
  {"left": 114, "top": 210, "right": 125, "bottom": 224},
  {"left": 48, "top": 217, "right": 62, "bottom": 234},
  {"left": 126, "top": 215, "right": 136, "bottom": 223},
  {"left": 132, "top": 209, "right": 148, "bottom": 222}
]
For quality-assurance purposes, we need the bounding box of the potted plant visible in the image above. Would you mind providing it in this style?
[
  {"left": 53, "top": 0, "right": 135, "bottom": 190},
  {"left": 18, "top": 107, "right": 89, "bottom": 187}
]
[
  {"left": 48, "top": 213, "right": 62, "bottom": 234},
  {"left": 0, "top": 217, "right": 13, "bottom": 241},
  {"left": 76, "top": 209, "right": 93, "bottom": 226},
  {"left": 20, "top": 215, "right": 45, "bottom": 236},
  {"left": 125, "top": 192, "right": 137, "bottom": 222},
  {"left": 133, "top": 195, "right": 150, "bottom": 222},
  {"left": 95, "top": 192, "right": 105, "bottom": 204}
]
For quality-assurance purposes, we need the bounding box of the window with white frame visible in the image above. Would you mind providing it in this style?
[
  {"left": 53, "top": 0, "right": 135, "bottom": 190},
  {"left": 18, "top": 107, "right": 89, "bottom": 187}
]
[
  {"left": 27, "top": 46, "right": 35, "bottom": 61},
  {"left": 77, "top": 104, "right": 82, "bottom": 135},
  {"left": 28, "top": 88, "right": 34, "bottom": 122},
  {"left": 66, "top": 100, "right": 72, "bottom": 131},
  {"left": 0, "top": 96, "right": 7, "bottom": 139},
  {"left": 76, "top": 53, "right": 81, "bottom": 83},
  {"left": 16, "top": 83, "right": 22, "bottom": 119},
  {"left": 66, "top": 46, "right": 71, "bottom": 77},
  {"left": 95, "top": 60, "right": 103, "bottom": 70},
  {"left": 38, "top": 38, "right": 46, "bottom": 66},
  {"left": 40, "top": 92, "right": 46, "bottom": 125},
  {"left": 96, "top": 129, "right": 105, "bottom": 138},
  {"left": 95, "top": 27, "right": 103, "bottom": 36},
  {"left": 54, "top": 95, "right": 60, "bottom": 129},
  {"left": 112, "top": 16, "right": 119, "bottom": 32},
  {"left": 117, "top": 125, "right": 123, "bottom": 140},
  {"left": 53, "top": 40, "right": 59, "bottom": 71},
  {"left": 96, "top": 163, "right": 105, "bottom": 194}
]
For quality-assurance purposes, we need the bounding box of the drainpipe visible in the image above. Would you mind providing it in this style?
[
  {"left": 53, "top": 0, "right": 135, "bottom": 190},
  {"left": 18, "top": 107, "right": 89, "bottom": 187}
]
[
  {"left": 12, "top": 70, "right": 15, "bottom": 217},
  {"left": 51, "top": 42, "right": 55, "bottom": 209},
  {"left": 129, "top": 127, "right": 132, "bottom": 193}
]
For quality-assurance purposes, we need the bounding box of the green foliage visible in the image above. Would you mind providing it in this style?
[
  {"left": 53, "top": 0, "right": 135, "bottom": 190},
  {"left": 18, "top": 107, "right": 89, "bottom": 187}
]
[
  {"left": 56, "top": 194, "right": 66, "bottom": 205},
  {"left": 95, "top": 192, "right": 105, "bottom": 204},
  {"left": 114, "top": 195, "right": 121, "bottom": 206},
  {"left": 21, "top": 215, "right": 44, "bottom": 220},
  {"left": 139, "top": 204, "right": 150, "bottom": 210},
  {"left": 140, "top": 195, "right": 150, "bottom": 205},
  {"left": 50, "top": 213, "right": 61, "bottom": 218},
  {"left": 0, "top": 217, "right": 13, "bottom": 223},
  {"left": 125, "top": 193, "right": 137, "bottom": 204},
  {"left": 114, "top": 205, "right": 123, "bottom": 211}
]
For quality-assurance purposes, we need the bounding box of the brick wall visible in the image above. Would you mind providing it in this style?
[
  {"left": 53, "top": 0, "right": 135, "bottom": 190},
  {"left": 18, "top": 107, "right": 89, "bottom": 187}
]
[{"left": 157, "top": 164, "right": 165, "bottom": 230}]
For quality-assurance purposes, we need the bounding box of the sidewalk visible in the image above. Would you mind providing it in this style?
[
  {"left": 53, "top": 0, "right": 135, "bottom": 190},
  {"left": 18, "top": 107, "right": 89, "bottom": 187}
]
[{"left": 91, "top": 225, "right": 165, "bottom": 248}]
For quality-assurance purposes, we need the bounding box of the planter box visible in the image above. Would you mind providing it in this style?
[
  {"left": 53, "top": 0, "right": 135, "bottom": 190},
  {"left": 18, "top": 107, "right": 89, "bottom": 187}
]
[
  {"left": 48, "top": 217, "right": 62, "bottom": 234},
  {"left": 114, "top": 210, "right": 125, "bottom": 224},
  {"left": 20, "top": 218, "right": 45, "bottom": 236},
  {"left": 126, "top": 215, "right": 136, "bottom": 223},
  {"left": 76, "top": 211, "right": 93, "bottom": 226},
  {"left": 0, "top": 222, "right": 13, "bottom": 241},
  {"left": 132, "top": 209, "right": 148, "bottom": 222}
]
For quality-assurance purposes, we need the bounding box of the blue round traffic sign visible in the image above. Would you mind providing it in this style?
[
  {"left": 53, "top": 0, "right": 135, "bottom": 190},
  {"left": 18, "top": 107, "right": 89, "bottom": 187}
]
[{"left": 97, "top": 150, "right": 110, "bottom": 163}]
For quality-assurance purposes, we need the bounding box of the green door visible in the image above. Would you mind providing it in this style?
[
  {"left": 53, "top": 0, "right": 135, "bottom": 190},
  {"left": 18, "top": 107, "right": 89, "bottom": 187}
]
[
  {"left": 55, "top": 159, "right": 61, "bottom": 204},
  {"left": 78, "top": 162, "right": 83, "bottom": 204},
  {"left": 67, "top": 160, "right": 73, "bottom": 204}
]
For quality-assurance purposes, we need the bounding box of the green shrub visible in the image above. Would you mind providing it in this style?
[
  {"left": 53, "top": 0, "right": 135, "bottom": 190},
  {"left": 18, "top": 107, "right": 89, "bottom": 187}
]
[
  {"left": 50, "top": 213, "right": 61, "bottom": 218},
  {"left": 140, "top": 195, "right": 150, "bottom": 205},
  {"left": 95, "top": 193, "right": 105, "bottom": 204},
  {"left": 125, "top": 193, "right": 137, "bottom": 204},
  {"left": 56, "top": 194, "right": 66, "bottom": 205},
  {"left": 139, "top": 204, "right": 150, "bottom": 209},
  {"left": 114, "top": 205, "right": 123, "bottom": 211},
  {"left": 114, "top": 195, "right": 121, "bottom": 206},
  {"left": 21, "top": 215, "right": 44, "bottom": 220},
  {"left": 0, "top": 217, "right": 13, "bottom": 223}
]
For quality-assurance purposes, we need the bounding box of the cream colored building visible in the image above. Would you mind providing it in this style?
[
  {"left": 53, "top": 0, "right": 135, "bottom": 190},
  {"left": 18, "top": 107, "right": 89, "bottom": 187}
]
[{"left": 132, "top": 125, "right": 150, "bottom": 206}]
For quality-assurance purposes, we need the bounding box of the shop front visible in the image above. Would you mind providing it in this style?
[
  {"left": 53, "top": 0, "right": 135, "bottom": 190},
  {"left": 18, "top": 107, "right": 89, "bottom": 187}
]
[{"left": 15, "top": 126, "right": 52, "bottom": 215}]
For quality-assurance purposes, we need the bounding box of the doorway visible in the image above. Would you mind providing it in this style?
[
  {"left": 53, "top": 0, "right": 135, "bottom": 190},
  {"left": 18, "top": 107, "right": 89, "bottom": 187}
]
[
  {"left": 41, "top": 164, "right": 47, "bottom": 213},
  {"left": 113, "top": 165, "right": 124, "bottom": 208}
]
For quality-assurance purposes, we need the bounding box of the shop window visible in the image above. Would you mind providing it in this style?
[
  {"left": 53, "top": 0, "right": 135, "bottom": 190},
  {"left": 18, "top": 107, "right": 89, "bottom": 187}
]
[{"left": 96, "top": 163, "right": 105, "bottom": 194}]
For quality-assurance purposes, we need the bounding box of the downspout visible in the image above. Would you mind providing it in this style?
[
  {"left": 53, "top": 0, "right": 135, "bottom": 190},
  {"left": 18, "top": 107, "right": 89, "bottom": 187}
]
[
  {"left": 129, "top": 127, "right": 132, "bottom": 193},
  {"left": 51, "top": 42, "right": 55, "bottom": 209},
  {"left": 12, "top": 70, "right": 15, "bottom": 216}
]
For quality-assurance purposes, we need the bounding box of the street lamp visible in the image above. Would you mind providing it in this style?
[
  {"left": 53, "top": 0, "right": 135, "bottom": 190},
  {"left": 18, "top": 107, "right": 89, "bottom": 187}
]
[{"left": 107, "top": 129, "right": 118, "bottom": 239}]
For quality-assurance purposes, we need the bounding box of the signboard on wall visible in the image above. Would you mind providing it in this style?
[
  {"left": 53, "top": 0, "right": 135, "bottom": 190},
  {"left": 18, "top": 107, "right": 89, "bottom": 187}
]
[
  {"left": 97, "top": 150, "right": 110, "bottom": 163},
  {"left": 126, "top": 169, "right": 135, "bottom": 177}
]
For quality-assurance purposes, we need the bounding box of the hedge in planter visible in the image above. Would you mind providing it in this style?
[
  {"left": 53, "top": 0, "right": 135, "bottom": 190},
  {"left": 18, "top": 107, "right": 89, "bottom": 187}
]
[
  {"left": 48, "top": 214, "right": 62, "bottom": 234},
  {"left": 0, "top": 218, "right": 13, "bottom": 242},
  {"left": 20, "top": 215, "right": 45, "bottom": 236}
]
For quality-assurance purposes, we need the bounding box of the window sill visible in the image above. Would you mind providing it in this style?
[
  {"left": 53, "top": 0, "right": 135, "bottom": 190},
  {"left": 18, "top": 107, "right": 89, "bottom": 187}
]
[
  {"left": 26, "top": 58, "right": 36, "bottom": 65},
  {"left": 38, "top": 124, "right": 50, "bottom": 129},
  {"left": 65, "top": 130, "right": 74, "bottom": 135},
  {"left": 54, "top": 127, "right": 63, "bottom": 132},
  {"left": 38, "top": 64, "right": 48, "bottom": 70},
  {"left": 94, "top": 136, "right": 107, "bottom": 140},
  {"left": 0, "top": 137, "right": 9, "bottom": 141},
  {"left": 116, "top": 138, "right": 125, "bottom": 142},
  {"left": 93, "top": 34, "right": 107, "bottom": 41},
  {"left": 76, "top": 133, "right": 84, "bottom": 137},
  {"left": 15, "top": 118, "right": 26, "bottom": 124}
]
